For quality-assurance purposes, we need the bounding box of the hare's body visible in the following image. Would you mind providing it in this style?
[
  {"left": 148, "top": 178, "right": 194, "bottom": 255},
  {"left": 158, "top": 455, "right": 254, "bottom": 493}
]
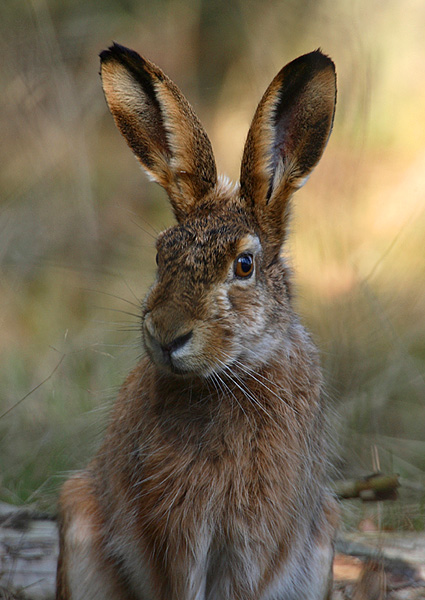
[
  {"left": 58, "top": 353, "right": 335, "bottom": 600},
  {"left": 57, "top": 44, "right": 338, "bottom": 600}
]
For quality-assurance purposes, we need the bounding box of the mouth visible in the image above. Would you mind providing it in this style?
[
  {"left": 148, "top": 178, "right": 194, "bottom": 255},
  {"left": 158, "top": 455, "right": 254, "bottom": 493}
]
[
  {"left": 141, "top": 314, "right": 238, "bottom": 379},
  {"left": 142, "top": 321, "right": 199, "bottom": 376}
]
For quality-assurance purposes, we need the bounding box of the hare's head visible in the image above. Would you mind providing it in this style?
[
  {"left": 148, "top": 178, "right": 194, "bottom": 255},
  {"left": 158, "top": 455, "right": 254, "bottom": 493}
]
[{"left": 100, "top": 44, "right": 336, "bottom": 378}]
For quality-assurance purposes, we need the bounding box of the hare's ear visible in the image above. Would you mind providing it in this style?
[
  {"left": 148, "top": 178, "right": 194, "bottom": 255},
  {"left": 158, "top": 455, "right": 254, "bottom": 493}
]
[
  {"left": 100, "top": 43, "right": 217, "bottom": 221},
  {"left": 240, "top": 50, "right": 336, "bottom": 255}
]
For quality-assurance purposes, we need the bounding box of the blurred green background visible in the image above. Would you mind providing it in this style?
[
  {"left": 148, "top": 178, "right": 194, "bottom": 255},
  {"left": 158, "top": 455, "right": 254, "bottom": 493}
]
[{"left": 1, "top": 0, "right": 425, "bottom": 529}]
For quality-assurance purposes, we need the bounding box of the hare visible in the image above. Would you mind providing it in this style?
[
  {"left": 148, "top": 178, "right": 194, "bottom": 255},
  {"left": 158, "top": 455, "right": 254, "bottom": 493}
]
[{"left": 56, "top": 43, "right": 338, "bottom": 600}]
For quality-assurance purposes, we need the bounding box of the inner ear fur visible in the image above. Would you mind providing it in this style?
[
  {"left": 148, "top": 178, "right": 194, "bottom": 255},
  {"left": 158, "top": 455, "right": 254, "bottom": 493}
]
[
  {"left": 240, "top": 50, "right": 337, "bottom": 255},
  {"left": 100, "top": 43, "right": 217, "bottom": 222}
]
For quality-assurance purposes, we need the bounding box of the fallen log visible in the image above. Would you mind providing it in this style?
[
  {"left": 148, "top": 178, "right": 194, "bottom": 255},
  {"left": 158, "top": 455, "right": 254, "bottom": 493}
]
[{"left": 0, "top": 503, "right": 57, "bottom": 600}]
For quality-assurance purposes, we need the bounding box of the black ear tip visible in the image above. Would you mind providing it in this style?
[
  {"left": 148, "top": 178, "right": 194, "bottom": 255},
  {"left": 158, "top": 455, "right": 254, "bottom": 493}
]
[
  {"left": 99, "top": 42, "right": 142, "bottom": 65},
  {"left": 99, "top": 48, "right": 111, "bottom": 63},
  {"left": 309, "top": 48, "right": 336, "bottom": 73},
  {"left": 99, "top": 42, "right": 121, "bottom": 64},
  {"left": 285, "top": 49, "right": 335, "bottom": 74},
  {"left": 277, "top": 50, "right": 336, "bottom": 88}
]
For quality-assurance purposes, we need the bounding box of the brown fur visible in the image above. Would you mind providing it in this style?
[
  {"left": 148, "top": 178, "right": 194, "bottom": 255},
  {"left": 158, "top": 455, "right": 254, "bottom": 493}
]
[{"left": 57, "top": 43, "right": 338, "bottom": 599}]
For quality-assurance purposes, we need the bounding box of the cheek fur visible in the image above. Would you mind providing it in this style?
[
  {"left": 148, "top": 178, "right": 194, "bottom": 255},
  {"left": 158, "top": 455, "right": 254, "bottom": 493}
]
[{"left": 227, "top": 284, "right": 267, "bottom": 332}]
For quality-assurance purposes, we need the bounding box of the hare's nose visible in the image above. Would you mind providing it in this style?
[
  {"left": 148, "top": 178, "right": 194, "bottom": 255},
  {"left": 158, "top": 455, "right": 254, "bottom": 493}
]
[
  {"left": 144, "top": 315, "right": 193, "bottom": 359},
  {"left": 161, "top": 330, "right": 193, "bottom": 356}
]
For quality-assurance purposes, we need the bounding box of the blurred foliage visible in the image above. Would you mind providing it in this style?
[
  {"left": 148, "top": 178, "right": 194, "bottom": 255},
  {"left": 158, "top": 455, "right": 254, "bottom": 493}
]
[{"left": 1, "top": 0, "right": 425, "bottom": 528}]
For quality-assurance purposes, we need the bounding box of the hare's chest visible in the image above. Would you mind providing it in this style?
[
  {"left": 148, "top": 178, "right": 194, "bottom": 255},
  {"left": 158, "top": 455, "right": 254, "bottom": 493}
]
[
  {"left": 114, "top": 434, "right": 299, "bottom": 599},
  {"left": 131, "top": 431, "right": 288, "bottom": 546}
]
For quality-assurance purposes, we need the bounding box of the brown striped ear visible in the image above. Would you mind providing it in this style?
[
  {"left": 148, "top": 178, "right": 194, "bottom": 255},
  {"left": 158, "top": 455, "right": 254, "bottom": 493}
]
[
  {"left": 240, "top": 50, "right": 336, "bottom": 255},
  {"left": 100, "top": 43, "right": 217, "bottom": 222}
]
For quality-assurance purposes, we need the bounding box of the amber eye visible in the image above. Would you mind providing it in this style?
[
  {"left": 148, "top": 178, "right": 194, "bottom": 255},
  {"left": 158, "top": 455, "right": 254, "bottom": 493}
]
[{"left": 234, "top": 253, "right": 254, "bottom": 278}]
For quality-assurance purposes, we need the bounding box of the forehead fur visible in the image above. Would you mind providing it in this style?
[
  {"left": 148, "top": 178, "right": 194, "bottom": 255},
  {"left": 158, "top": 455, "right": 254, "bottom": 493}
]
[
  {"left": 158, "top": 211, "right": 253, "bottom": 254},
  {"left": 158, "top": 188, "right": 255, "bottom": 249},
  {"left": 156, "top": 199, "right": 258, "bottom": 283}
]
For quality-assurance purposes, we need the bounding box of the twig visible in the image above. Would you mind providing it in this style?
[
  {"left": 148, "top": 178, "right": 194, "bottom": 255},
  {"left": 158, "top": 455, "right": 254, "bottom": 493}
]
[{"left": 333, "top": 473, "right": 400, "bottom": 501}]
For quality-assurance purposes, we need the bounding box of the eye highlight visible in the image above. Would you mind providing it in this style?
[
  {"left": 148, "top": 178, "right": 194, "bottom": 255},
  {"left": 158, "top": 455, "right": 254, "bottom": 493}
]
[{"left": 234, "top": 253, "right": 254, "bottom": 279}]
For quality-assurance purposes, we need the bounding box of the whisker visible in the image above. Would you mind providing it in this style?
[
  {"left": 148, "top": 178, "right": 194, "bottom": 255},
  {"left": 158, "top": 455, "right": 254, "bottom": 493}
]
[
  {"left": 83, "top": 287, "right": 141, "bottom": 310},
  {"left": 213, "top": 369, "right": 252, "bottom": 425},
  {"left": 216, "top": 358, "right": 276, "bottom": 425},
  {"left": 93, "top": 306, "right": 141, "bottom": 320},
  {"left": 234, "top": 365, "right": 299, "bottom": 416},
  {"left": 221, "top": 351, "right": 301, "bottom": 417},
  {"left": 128, "top": 211, "right": 160, "bottom": 239}
]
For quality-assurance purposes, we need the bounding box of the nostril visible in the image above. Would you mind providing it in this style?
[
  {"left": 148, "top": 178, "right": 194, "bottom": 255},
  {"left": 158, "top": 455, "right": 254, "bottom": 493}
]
[{"left": 162, "top": 330, "right": 193, "bottom": 355}]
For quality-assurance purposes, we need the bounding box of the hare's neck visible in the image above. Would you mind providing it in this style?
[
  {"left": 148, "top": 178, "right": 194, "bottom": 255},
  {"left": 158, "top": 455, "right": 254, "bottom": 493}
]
[{"left": 148, "top": 348, "right": 322, "bottom": 430}]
